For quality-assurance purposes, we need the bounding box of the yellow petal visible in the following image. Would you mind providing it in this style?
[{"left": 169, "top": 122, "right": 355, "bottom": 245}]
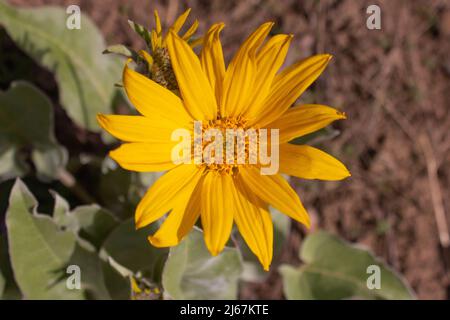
[
  {"left": 123, "top": 63, "right": 192, "bottom": 127},
  {"left": 131, "top": 277, "right": 141, "bottom": 294},
  {"left": 234, "top": 177, "right": 273, "bottom": 271},
  {"left": 220, "top": 22, "right": 273, "bottom": 117},
  {"left": 189, "top": 36, "right": 204, "bottom": 48},
  {"left": 139, "top": 50, "right": 153, "bottom": 66},
  {"left": 268, "top": 104, "right": 347, "bottom": 143},
  {"left": 280, "top": 144, "right": 351, "bottom": 180},
  {"left": 201, "top": 171, "right": 235, "bottom": 256},
  {"left": 135, "top": 165, "right": 203, "bottom": 228},
  {"left": 239, "top": 167, "right": 310, "bottom": 227},
  {"left": 154, "top": 10, "right": 162, "bottom": 35},
  {"left": 109, "top": 142, "right": 185, "bottom": 172},
  {"left": 171, "top": 8, "right": 191, "bottom": 33},
  {"left": 200, "top": 23, "right": 225, "bottom": 102},
  {"left": 166, "top": 31, "right": 217, "bottom": 120},
  {"left": 151, "top": 30, "right": 160, "bottom": 51},
  {"left": 97, "top": 114, "right": 178, "bottom": 143},
  {"left": 182, "top": 19, "right": 199, "bottom": 40},
  {"left": 220, "top": 53, "right": 256, "bottom": 117},
  {"left": 230, "top": 22, "right": 274, "bottom": 63},
  {"left": 252, "top": 54, "right": 332, "bottom": 127},
  {"left": 244, "top": 34, "right": 293, "bottom": 120},
  {"left": 148, "top": 176, "right": 202, "bottom": 247}
]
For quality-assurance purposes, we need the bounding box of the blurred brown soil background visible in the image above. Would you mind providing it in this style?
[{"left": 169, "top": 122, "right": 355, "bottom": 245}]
[{"left": 4, "top": 0, "right": 450, "bottom": 299}]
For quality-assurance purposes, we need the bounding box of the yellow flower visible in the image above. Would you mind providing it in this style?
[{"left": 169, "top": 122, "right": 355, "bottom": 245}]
[{"left": 98, "top": 22, "right": 350, "bottom": 271}]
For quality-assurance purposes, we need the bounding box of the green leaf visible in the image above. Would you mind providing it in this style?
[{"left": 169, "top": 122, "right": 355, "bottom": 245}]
[
  {"left": 103, "top": 44, "right": 138, "bottom": 60},
  {"left": 100, "top": 258, "right": 130, "bottom": 300},
  {"left": 6, "top": 179, "right": 83, "bottom": 299},
  {"left": 0, "top": 268, "right": 4, "bottom": 298},
  {"left": 0, "top": 81, "right": 67, "bottom": 181},
  {"left": 0, "top": 149, "right": 27, "bottom": 180},
  {"left": 5, "top": 180, "right": 128, "bottom": 299},
  {"left": 0, "top": 233, "right": 21, "bottom": 299},
  {"left": 32, "top": 148, "right": 67, "bottom": 181},
  {"left": 162, "top": 228, "right": 243, "bottom": 300},
  {"left": 51, "top": 192, "right": 71, "bottom": 225},
  {"left": 0, "top": 82, "right": 57, "bottom": 146},
  {"left": 52, "top": 193, "right": 119, "bottom": 249},
  {"left": 98, "top": 157, "right": 135, "bottom": 219},
  {"left": 101, "top": 218, "right": 168, "bottom": 282},
  {"left": 71, "top": 206, "right": 119, "bottom": 247},
  {"left": 128, "top": 20, "right": 151, "bottom": 47},
  {"left": 67, "top": 241, "right": 111, "bottom": 300},
  {"left": 51, "top": 192, "right": 130, "bottom": 299},
  {"left": 279, "top": 231, "right": 414, "bottom": 300},
  {"left": 50, "top": 192, "right": 128, "bottom": 299},
  {"left": 0, "top": 1, "right": 122, "bottom": 130},
  {"left": 0, "top": 238, "right": 5, "bottom": 297}
]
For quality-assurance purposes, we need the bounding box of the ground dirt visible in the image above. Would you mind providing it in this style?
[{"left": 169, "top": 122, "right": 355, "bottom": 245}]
[{"left": 4, "top": 0, "right": 450, "bottom": 299}]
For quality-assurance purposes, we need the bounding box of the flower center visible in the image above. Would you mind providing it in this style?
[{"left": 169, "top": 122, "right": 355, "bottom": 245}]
[{"left": 193, "top": 116, "right": 262, "bottom": 175}]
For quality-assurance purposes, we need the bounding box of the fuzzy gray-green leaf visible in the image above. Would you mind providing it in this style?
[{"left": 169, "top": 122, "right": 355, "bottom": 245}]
[
  {"left": 101, "top": 219, "right": 168, "bottom": 282},
  {"left": 0, "top": 81, "right": 67, "bottom": 181},
  {"left": 279, "top": 231, "right": 414, "bottom": 300},
  {"left": 162, "top": 228, "right": 243, "bottom": 300},
  {"left": 0, "top": 1, "right": 122, "bottom": 130},
  {"left": 6, "top": 179, "right": 83, "bottom": 299}
]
